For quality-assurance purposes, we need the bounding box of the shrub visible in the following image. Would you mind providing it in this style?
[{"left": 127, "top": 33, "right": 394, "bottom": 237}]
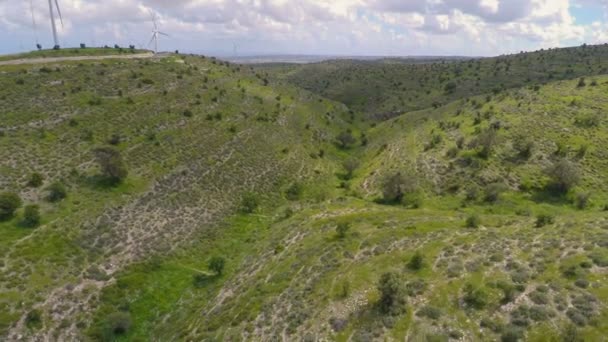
[
  {"left": 545, "top": 159, "right": 580, "bottom": 193},
  {"left": 22, "top": 205, "right": 41, "bottom": 227},
  {"left": 240, "top": 192, "right": 259, "bottom": 213},
  {"left": 462, "top": 283, "right": 488, "bottom": 310},
  {"left": 208, "top": 256, "right": 225, "bottom": 275},
  {"left": 408, "top": 252, "right": 424, "bottom": 270},
  {"left": 336, "top": 131, "right": 356, "bottom": 149},
  {"left": 93, "top": 146, "right": 128, "bottom": 184},
  {"left": 25, "top": 309, "right": 42, "bottom": 328},
  {"left": 574, "top": 192, "right": 590, "bottom": 209},
  {"left": 336, "top": 222, "right": 350, "bottom": 239},
  {"left": 342, "top": 158, "right": 360, "bottom": 179},
  {"left": 381, "top": 172, "right": 417, "bottom": 204},
  {"left": 577, "top": 77, "right": 586, "bottom": 88},
  {"left": 474, "top": 129, "right": 498, "bottom": 159},
  {"left": 46, "top": 182, "right": 67, "bottom": 202},
  {"left": 378, "top": 272, "right": 407, "bottom": 315},
  {"left": 535, "top": 214, "right": 555, "bottom": 227},
  {"left": 28, "top": 172, "right": 44, "bottom": 187},
  {"left": 466, "top": 214, "right": 480, "bottom": 228},
  {"left": 416, "top": 305, "right": 442, "bottom": 320},
  {"left": 285, "top": 183, "right": 303, "bottom": 201},
  {"left": 484, "top": 183, "right": 506, "bottom": 203},
  {"left": 0, "top": 192, "right": 22, "bottom": 220},
  {"left": 513, "top": 136, "right": 534, "bottom": 160}
]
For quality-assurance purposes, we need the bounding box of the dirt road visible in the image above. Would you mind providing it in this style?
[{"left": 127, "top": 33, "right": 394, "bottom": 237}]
[{"left": 0, "top": 52, "right": 157, "bottom": 66}]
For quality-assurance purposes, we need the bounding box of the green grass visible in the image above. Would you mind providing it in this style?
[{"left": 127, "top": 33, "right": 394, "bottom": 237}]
[{"left": 2, "top": 45, "right": 608, "bottom": 341}]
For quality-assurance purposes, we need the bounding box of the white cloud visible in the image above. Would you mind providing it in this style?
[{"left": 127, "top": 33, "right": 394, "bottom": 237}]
[{"left": 0, "top": 0, "right": 606, "bottom": 56}]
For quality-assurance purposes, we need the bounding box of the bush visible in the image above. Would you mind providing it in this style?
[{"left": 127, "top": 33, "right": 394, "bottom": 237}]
[
  {"left": 93, "top": 146, "right": 128, "bottom": 184},
  {"left": 484, "top": 183, "right": 506, "bottom": 203},
  {"left": 28, "top": 172, "right": 44, "bottom": 187},
  {"left": 0, "top": 192, "right": 22, "bottom": 220},
  {"left": 378, "top": 272, "right": 407, "bottom": 315},
  {"left": 240, "top": 192, "right": 259, "bottom": 213},
  {"left": 25, "top": 309, "right": 42, "bottom": 328},
  {"left": 285, "top": 183, "right": 303, "bottom": 201},
  {"left": 208, "top": 256, "right": 225, "bottom": 275},
  {"left": 342, "top": 158, "right": 360, "bottom": 179},
  {"left": 574, "top": 192, "right": 590, "bottom": 209},
  {"left": 462, "top": 283, "right": 488, "bottom": 310},
  {"left": 408, "top": 252, "right": 424, "bottom": 271},
  {"left": 466, "top": 214, "right": 480, "bottom": 228},
  {"left": 545, "top": 159, "right": 580, "bottom": 193},
  {"left": 46, "top": 182, "right": 67, "bottom": 202},
  {"left": 336, "top": 131, "right": 356, "bottom": 149},
  {"left": 416, "top": 305, "right": 442, "bottom": 320},
  {"left": 513, "top": 136, "right": 534, "bottom": 160},
  {"left": 381, "top": 172, "right": 417, "bottom": 204},
  {"left": 474, "top": 129, "right": 498, "bottom": 159},
  {"left": 336, "top": 222, "right": 350, "bottom": 239},
  {"left": 22, "top": 205, "right": 41, "bottom": 227},
  {"left": 535, "top": 214, "right": 555, "bottom": 227}
]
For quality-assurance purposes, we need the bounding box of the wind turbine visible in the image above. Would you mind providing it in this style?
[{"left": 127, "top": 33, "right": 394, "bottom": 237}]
[
  {"left": 47, "top": 0, "right": 63, "bottom": 49},
  {"left": 148, "top": 12, "right": 168, "bottom": 54}
]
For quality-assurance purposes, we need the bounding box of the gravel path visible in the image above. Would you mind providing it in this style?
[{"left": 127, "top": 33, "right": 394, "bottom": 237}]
[{"left": 0, "top": 52, "right": 157, "bottom": 66}]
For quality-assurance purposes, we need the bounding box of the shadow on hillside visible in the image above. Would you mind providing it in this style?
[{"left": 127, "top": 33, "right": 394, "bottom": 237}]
[
  {"left": 530, "top": 187, "right": 570, "bottom": 205},
  {"left": 80, "top": 174, "right": 123, "bottom": 190}
]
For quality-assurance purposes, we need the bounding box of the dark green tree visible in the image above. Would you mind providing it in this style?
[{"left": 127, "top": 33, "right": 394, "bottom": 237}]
[
  {"left": 377, "top": 272, "right": 408, "bottom": 315},
  {"left": 208, "top": 256, "right": 225, "bottom": 275},
  {"left": 22, "top": 205, "right": 41, "bottom": 227},
  {"left": 0, "top": 192, "right": 22, "bottom": 220},
  {"left": 93, "top": 146, "right": 128, "bottom": 183}
]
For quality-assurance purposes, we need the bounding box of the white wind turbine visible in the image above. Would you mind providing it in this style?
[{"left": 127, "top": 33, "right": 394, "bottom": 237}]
[
  {"left": 47, "top": 0, "right": 64, "bottom": 48},
  {"left": 148, "top": 12, "right": 168, "bottom": 54}
]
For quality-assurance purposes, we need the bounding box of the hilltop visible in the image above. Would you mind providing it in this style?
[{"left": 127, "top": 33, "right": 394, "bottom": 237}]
[
  {"left": 264, "top": 44, "right": 608, "bottom": 119},
  {"left": 1, "top": 46, "right": 607, "bottom": 342}
]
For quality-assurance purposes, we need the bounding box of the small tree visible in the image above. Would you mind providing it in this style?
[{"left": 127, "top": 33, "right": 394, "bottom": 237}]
[
  {"left": 513, "top": 136, "right": 534, "bottom": 160},
  {"left": 286, "top": 183, "right": 303, "bottom": 201},
  {"left": 208, "top": 256, "right": 225, "bottom": 275},
  {"left": 46, "top": 182, "right": 67, "bottom": 202},
  {"left": 22, "top": 205, "right": 41, "bottom": 227},
  {"left": 93, "top": 146, "right": 128, "bottom": 184},
  {"left": 28, "top": 172, "right": 44, "bottom": 188},
  {"left": 342, "top": 158, "right": 360, "bottom": 180},
  {"left": 378, "top": 271, "right": 407, "bottom": 315},
  {"left": 408, "top": 252, "right": 424, "bottom": 271},
  {"left": 382, "top": 172, "right": 417, "bottom": 204},
  {"left": 336, "top": 131, "right": 356, "bottom": 149},
  {"left": 466, "top": 214, "right": 480, "bottom": 228},
  {"left": 336, "top": 222, "right": 350, "bottom": 239},
  {"left": 462, "top": 283, "right": 488, "bottom": 310},
  {"left": 484, "top": 183, "right": 506, "bottom": 203},
  {"left": 240, "top": 192, "right": 259, "bottom": 213},
  {"left": 0, "top": 192, "right": 22, "bottom": 220},
  {"left": 545, "top": 159, "right": 580, "bottom": 193},
  {"left": 474, "top": 129, "right": 498, "bottom": 159}
]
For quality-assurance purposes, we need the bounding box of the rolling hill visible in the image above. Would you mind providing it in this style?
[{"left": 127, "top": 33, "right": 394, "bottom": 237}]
[
  {"left": 1, "top": 46, "right": 607, "bottom": 342},
  {"left": 264, "top": 44, "right": 608, "bottom": 119}
]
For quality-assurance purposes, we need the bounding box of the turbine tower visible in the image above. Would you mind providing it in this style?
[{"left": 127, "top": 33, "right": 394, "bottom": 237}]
[
  {"left": 47, "top": 0, "right": 63, "bottom": 48},
  {"left": 148, "top": 12, "right": 168, "bottom": 54}
]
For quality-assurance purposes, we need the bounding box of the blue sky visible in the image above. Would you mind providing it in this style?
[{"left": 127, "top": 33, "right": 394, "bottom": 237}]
[{"left": 0, "top": 0, "right": 607, "bottom": 57}]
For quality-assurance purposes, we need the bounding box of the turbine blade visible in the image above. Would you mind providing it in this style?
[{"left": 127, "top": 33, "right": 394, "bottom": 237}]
[
  {"left": 158, "top": 32, "right": 169, "bottom": 37},
  {"left": 54, "top": 0, "right": 64, "bottom": 27},
  {"left": 148, "top": 34, "right": 156, "bottom": 47}
]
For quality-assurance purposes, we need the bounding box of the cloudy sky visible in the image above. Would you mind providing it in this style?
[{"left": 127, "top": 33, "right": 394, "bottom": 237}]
[{"left": 0, "top": 0, "right": 607, "bottom": 56}]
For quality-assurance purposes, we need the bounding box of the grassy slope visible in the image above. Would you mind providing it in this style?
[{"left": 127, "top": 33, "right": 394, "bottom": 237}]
[
  {"left": 86, "top": 75, "right": 608, "bottom": 341},
  {"left": 0, "top": 48, "right": 150, "bottom": 61},
  {"left": 2, "top": 48, "right": 608, "bottom": 342},
  {"left": 0, "top": 54, "right": 353, "bottom": 339},
  {"left": 268, "top": 44, "right": 608, "bottom": 118}
]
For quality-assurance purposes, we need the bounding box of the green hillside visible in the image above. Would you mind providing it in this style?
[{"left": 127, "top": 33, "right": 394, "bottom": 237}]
[
  {"left": 267, "top": 44, "right": 608, "bottom": 119},
  {"left": 1, "top": 47, "right": 608, "bottom": 342},
  {"left": 0, "top": 47, "right": 150, "bottom": 62}
]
